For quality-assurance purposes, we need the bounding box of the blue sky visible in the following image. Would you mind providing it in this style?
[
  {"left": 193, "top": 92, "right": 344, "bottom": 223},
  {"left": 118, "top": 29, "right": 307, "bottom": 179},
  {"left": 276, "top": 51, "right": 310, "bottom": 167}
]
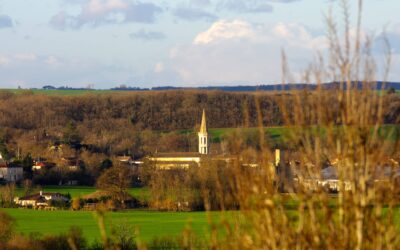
[{"left": 0, "top": 0, "right": 399, "bottom": 88}]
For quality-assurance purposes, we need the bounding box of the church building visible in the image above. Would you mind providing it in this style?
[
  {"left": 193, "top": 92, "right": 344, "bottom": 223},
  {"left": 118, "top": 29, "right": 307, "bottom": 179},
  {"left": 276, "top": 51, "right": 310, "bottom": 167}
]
[{"left": 147, "top": 109, "right": 211, "bottom": 169}]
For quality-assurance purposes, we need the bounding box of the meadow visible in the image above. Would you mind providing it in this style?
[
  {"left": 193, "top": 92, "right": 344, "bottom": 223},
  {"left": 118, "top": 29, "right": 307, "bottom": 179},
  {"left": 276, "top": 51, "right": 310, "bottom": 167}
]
[
  {"left": 15, "top": 186, "right": 150, "bottom": 201},
  {"left": 3, "top": 203, "right": 400, "bottom": 244},
  {"left": 178, "top": 125, "right": 400, "bottom": 144},
  {"left": 1, "top": 208, "right": 227, "bottom": 243}
]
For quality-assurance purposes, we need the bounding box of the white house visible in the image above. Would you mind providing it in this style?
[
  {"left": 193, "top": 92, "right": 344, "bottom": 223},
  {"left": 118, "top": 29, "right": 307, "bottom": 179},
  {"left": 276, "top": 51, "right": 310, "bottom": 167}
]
[
  {"left": 14, "top": 191, "right": 70, "bottom": 208},
  {"left": 0, "top": 154, "right": 23, "bottom": 182}
]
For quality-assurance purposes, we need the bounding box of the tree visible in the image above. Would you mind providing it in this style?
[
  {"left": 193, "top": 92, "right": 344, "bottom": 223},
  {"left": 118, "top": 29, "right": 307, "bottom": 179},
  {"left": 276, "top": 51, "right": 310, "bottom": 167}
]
[
  {"left": 0, "top": 184, "right": 16, "bottom": 208},
  {"left": 110, "top": 221, "right": 137, "bottom": 250},
  {"left": 63, "top": 122, "right": 81, "bottom": 148},
  {"left": 100, "top": 159, "right": 113, "bottom": 171},
  {"left": 71, "top": 197, "right": 82, "bottom": 210},
  {"left": 96, "top": 166, "right": 132, "bottom": 208},
  {"left": 0, "top": 138, "right": 9, "bottom": 159},
  {"left": 22, "top": 179, "right": 34, "bottom": 196},
  {"left": 22, "top": 153, "right": 34, "bottom": 179}
]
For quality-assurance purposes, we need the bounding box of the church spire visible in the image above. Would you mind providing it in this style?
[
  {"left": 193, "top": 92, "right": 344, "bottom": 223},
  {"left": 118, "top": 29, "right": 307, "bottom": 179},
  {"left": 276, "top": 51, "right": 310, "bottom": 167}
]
[
  {"left": 198, "top": 109, "right": 209, "bottom": 155},
  {"left": 199, "top": 109, "right": 207, "bottom": 133}
]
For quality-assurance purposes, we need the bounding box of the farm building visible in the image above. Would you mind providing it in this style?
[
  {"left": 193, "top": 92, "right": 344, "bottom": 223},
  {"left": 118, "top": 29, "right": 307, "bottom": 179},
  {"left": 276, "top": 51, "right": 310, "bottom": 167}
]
[{"left": 14, "top": 191, "right": 70, "bottom": 208}]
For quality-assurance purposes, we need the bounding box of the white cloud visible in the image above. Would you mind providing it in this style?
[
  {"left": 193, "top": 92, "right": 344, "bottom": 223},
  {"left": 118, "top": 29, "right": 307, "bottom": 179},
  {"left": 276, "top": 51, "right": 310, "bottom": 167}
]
[
  {"left": 194, "top": 20, "right": 255, "bottom": 44},
  {"left": 0, "top": 56, "right": 10, "bottom": 66},
  {"left": 0, "top": 53, "right": 38, "bottom": 66},
  {"left": 45, "top": 56, "right": 61, "bottom": 67},
  {"left": 13, "top": 53, "right": 37, "bottom": 62},
  {"left": 272, "top": 22, "right": 327, "bottom": 49},
  {"left": 154, "top": 62, "right": 165, "bottom": 73},
  {"left": 83, "top": 0, "right": 128, "bottom": 16},
  {"left": 164, "top": 20, "right": 328, "bottom": 85}
]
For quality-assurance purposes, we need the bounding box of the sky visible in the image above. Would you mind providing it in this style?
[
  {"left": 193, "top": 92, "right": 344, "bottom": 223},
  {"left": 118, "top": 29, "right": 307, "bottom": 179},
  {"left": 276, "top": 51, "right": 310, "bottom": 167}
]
[{"left": 0, "top": 0, "right": 399, "bottom": 89}]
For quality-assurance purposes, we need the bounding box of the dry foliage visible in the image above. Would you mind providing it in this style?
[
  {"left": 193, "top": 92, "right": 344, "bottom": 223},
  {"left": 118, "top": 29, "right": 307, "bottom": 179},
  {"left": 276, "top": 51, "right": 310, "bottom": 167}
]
[{"left": 201, "top": 1, "right": 400, "bottom": 249}]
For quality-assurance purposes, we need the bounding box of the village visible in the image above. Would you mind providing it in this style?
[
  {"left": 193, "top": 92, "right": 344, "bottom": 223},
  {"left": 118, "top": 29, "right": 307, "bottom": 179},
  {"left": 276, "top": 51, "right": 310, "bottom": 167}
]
[{"left": 1, "top": 110, "right": 399, "bottom": 211}]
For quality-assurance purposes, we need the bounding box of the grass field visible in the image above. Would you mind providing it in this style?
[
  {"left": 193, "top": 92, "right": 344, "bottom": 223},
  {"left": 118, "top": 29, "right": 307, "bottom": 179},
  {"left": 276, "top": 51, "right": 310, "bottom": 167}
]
[
  {"left": 177, "top": 126, "right": 291, "bottom": 144},
  {"left": 1, "top": 208, "right": 227, "bottom": 243},
  {"left": 2, "top": 205, "right": 400, "bottom": 244},
  {"left": 178, "top": 125, "right": 400, "bottom": 144},
  {"left": 2, "top": 89, "right": 118, "bottom": 96},
  {"left": 15, "top": 186, "right": 150, "bottom": 201}
]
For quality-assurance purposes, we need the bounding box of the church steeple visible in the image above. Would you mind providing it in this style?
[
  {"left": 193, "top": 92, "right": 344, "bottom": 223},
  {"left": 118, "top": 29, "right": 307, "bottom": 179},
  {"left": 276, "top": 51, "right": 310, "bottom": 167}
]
[
  {"left": 199, "top": 109, "right": 207, "bottom": 133},
  {"left": 198, "top": 109, "right": 209, "bottom": 155}
]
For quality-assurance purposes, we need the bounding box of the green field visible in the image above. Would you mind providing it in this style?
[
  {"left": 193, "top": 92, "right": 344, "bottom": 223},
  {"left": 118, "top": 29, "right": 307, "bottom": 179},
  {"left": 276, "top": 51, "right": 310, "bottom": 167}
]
[
  {"left": 177, "top": 126, "right": 291, "bottom": 144},
  {"left": 179, "top": 125, "right": 400, "bottom": 144},
  {"left": 1, "top": 208, "right": 226, "bottom": 243},
  {"left": 3, "top": 206, "right": 400, "bottom": 244},
  {"left": 1, "top": 89, "right": 118, "bottom": 96},
  {"left": 15, "top": 186, "right": 150, "bottom": 201}
]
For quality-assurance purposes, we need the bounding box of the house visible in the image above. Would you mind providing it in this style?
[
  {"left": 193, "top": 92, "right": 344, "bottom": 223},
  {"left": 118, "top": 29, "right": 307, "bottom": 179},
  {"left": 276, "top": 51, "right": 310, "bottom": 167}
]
[
  {"left": 291, "top": 163, "right": 400, "bottom": 193},
  {"left": 116, "top": 155, "right": 134, "bottom": 166},
  {"left": 14, "top": 191, "right": 70, "bottom": 208},
  {"left": 318, "top": 166, "right": 351, "bottom": 192},
  {"left": 148, "top": 152, "right": 202, "bottom": 169},
  {"left": 80, "top": 191, "right": 141, "bottom": 210},
  {"left": 32, "top": 161, "right": 55, "bottom": 171},
  {"left": 0, "top": 154, "right": 23, "bottom": 182},
  {"left": 32, "top": 161, "right": 46, "bottom": 170},
  {"left": 61, "top": 157, "right": 82, "bottom": 171}
]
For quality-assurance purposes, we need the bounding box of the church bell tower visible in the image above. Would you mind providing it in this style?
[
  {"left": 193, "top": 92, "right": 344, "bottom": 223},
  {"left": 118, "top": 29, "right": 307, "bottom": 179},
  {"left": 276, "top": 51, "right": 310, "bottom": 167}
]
[{"left": 198, "top": 109, "right": 209, "bottom": 155}]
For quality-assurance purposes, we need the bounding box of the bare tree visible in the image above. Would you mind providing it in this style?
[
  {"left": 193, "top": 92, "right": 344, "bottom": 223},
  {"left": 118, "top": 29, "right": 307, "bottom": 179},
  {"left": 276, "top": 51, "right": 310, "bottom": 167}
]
[{"left": 96, "top": 165, "right": 132, "bottom": 208}]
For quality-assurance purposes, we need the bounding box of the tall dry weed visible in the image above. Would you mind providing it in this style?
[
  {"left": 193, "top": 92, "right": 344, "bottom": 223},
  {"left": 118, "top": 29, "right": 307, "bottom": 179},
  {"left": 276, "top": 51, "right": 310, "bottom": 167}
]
[{"left": 204, "top": 0, "right": 400, "bottom": 249}]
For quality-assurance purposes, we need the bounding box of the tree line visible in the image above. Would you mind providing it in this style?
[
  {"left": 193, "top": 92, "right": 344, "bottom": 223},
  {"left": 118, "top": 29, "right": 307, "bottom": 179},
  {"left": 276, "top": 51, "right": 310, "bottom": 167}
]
[{"left": 0, "top": 90, "right": 398, "bottom": 186}]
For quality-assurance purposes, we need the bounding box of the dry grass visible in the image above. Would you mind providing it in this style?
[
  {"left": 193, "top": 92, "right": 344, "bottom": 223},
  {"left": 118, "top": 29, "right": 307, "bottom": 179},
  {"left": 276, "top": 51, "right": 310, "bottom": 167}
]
[{"left": 199, "top": 1, "right": 400, "bottom": 249}]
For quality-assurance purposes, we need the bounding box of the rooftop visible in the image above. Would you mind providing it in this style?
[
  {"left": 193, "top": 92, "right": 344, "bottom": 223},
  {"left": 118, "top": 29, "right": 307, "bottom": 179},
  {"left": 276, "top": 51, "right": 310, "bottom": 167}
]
[{"left": 151, "top": 152, "right": 202, "bottom": 158}]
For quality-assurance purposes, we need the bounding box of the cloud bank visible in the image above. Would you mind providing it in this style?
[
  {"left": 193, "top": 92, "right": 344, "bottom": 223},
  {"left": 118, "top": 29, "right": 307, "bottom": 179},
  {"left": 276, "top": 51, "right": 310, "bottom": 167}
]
[
  {"left": 150, "top": 19, "right": 327, "bottom": 85},
  {"left": 50, "top": 0, "right": 163, "bottom": 29}
]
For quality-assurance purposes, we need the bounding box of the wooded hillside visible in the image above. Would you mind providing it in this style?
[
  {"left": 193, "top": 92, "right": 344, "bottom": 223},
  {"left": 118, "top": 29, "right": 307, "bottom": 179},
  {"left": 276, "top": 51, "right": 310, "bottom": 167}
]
[{"left": 0, "top": 90, "right": 398, "bottom": 160}]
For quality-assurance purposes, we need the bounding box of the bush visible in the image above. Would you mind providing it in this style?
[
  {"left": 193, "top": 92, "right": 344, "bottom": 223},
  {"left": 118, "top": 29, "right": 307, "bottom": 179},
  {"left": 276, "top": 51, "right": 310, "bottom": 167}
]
[{"left": 0, "top": 211, "right": 14, "bottom": 244}]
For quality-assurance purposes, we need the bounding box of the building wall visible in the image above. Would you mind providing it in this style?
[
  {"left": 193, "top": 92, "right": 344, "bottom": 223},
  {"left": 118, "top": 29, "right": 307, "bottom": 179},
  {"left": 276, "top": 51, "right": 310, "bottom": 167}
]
[
  {"left": 0, "top": 167, "right": 23, "bottom": 182},
  {"left": 198, "top": 133, "right": 208, "bottom": 154},
  {"left": 148, "top": 157, "right": 201, "bottom": 163}
]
